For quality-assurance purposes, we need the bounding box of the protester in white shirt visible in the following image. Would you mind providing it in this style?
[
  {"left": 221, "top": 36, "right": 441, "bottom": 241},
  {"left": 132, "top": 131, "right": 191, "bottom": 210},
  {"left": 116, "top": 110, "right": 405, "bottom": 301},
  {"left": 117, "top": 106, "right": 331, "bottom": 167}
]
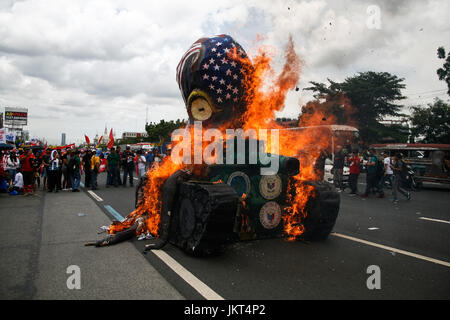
[
  {"left": 13, "top": 169, "right": 24, "bottom": 193},
  {"left": 382, "top": 152, "right": 394, "bottom": 188},
  {"left": 6, "top": 152, "right": 20, "bottom": 186},
  {"left": 136, "top": 150, "right": 147, "bottom": 180}
]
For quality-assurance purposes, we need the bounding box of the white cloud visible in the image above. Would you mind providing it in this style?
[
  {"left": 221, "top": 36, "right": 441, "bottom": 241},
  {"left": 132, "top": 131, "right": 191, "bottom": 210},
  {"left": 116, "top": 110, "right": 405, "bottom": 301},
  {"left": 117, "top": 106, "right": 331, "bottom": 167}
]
[{"left": 0, "top": 0, "right": 449, "bottom": 144}]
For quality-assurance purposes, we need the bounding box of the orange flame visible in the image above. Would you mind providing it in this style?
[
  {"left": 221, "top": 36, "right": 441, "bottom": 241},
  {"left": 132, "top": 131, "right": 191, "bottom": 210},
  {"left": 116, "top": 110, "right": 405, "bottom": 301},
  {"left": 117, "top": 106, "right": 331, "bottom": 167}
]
[{"left": 109, "top": 35, "right": 348, "bottom": 241}]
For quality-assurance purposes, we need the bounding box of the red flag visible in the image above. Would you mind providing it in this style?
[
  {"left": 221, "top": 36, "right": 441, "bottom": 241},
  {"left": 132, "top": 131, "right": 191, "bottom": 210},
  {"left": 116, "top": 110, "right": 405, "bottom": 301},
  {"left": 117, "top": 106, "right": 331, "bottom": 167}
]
[
  {"left": 43, "top": 142, "right": 47, "bottom": 150},
  {"left": 96, "top": 136, "right": 103, "bottom": 148},
  {"left": 107, "top": 129, "right": 114, "bottom": 149},
  {"left": 85, "top": 135, "right": 90, "bottom": 145}
]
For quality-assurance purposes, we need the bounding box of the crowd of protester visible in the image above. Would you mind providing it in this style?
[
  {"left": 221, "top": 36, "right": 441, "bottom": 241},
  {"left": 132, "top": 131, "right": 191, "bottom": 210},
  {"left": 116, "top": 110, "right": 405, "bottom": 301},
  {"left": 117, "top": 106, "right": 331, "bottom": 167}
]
[
  {"left": 330, "top": 146, "right": 411, "bottom": 203},
  {"left": 0, "top": 146, "right": 170, "bottom": 196}
]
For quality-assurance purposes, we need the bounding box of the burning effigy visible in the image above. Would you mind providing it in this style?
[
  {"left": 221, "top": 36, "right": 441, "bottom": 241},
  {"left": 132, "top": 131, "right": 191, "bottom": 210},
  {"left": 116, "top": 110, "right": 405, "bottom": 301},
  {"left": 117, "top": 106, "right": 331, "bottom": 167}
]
[{"left": 87, "top": 34, "right": 340, "bottom": 255}]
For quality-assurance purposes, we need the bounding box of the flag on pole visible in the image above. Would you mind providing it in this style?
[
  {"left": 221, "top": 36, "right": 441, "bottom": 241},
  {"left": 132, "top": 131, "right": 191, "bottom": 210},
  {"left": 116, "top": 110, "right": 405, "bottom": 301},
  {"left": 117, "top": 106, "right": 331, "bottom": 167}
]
[
  {"left": 96, "top": 136, "right": 103, "bottom": 148},
  {"left": 85, "top": 134, "right": 90, "bottom": 145},
  {"left": 107, "top": 129, "right": 114, "bottom": 149}
]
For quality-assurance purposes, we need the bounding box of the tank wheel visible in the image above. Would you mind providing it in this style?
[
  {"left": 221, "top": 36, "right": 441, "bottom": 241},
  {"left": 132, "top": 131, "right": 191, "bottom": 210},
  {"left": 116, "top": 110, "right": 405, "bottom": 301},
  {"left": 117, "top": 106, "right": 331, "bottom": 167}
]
[
  {"left": 172, "top": 182, "right": 239, "bottom": 256},
  {"left": 299, "top": 180, "right": 340, "bottom": 241}
]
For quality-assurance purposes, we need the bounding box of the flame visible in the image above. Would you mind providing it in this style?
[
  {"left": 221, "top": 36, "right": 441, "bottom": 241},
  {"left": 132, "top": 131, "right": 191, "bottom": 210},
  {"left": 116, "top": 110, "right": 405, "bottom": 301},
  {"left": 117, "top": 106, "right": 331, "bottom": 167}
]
[
  {"left": 109, "top": 35, "right": 349, "bottom": 241},
  {"left": 108, "top": 158, "right": 183, "bottom": 236}
]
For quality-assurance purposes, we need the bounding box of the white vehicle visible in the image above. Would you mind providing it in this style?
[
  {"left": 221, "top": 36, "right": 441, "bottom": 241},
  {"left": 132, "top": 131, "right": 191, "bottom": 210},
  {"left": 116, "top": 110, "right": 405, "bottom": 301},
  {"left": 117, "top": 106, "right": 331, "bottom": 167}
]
[{"left": 324, "top": 158, "right": 350, "bottom": 185}]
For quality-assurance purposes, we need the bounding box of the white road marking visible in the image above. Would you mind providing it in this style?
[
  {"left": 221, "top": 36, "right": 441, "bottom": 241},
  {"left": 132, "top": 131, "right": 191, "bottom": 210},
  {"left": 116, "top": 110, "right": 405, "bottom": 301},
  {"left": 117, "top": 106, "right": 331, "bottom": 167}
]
[
  {"left": 419, "top": 217, "right": 450, "bottom": 225},
  {"left": 331, "top": 232, "right": 450, "bottom": 268},
  {"left": 87, "top": 190, "right": 103, "bottom": 202},
  {"left": 152, "top": 250, "right": 224, "bottom": 300},
  {"left": 368, "top": 227, "right": 379, "bottom": 230}
]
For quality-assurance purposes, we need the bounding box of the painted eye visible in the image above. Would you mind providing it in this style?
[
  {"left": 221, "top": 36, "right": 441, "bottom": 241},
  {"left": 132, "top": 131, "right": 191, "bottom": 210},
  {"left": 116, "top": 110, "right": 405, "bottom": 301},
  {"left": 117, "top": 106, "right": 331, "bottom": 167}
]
[{"left": 190, "top": 98, "right": 213, "bottom": 121}]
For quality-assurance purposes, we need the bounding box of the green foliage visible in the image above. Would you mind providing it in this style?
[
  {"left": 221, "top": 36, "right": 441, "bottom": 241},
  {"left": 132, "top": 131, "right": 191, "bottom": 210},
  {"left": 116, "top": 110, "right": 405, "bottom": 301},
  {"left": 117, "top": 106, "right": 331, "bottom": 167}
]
[
  {"left": 436, "top": 46, "right": 450, "bottom": 96},
  {"left": 410, "top": 98, "right": 450, "bottom": 144},
  {"left": 304, "top": 71, "right": 406, "bottom": 143},
  {"left": 145, "top": 119, "right": 186, "bottom": 142}
]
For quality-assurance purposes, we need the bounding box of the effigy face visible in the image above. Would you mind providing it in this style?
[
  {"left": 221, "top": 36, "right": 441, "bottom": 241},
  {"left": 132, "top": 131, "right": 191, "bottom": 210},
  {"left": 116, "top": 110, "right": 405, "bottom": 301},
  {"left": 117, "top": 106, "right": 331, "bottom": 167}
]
[{"left": 176, "top": 34, "right": 251, "bottom": 127}]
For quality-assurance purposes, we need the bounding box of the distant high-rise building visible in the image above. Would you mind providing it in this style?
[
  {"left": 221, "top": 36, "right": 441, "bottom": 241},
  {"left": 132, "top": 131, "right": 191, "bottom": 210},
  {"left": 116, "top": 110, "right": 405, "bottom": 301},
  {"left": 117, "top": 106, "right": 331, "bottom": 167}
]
[{"left": 61, "top": 133, "right": 66, "bottom": 145}]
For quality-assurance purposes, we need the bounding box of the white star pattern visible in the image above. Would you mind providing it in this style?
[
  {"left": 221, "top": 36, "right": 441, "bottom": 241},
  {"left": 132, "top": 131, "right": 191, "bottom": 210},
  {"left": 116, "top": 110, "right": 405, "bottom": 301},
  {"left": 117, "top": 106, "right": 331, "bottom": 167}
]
[{"left": 196, "top": 36, "right": 247, "bottom": 108}]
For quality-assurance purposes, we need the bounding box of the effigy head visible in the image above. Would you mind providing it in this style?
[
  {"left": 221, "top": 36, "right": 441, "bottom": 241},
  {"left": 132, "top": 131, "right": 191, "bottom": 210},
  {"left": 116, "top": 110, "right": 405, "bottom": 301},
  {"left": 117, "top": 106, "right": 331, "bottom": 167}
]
[{"left": 176, "top": 34, "right": 251, "bottom": 127}]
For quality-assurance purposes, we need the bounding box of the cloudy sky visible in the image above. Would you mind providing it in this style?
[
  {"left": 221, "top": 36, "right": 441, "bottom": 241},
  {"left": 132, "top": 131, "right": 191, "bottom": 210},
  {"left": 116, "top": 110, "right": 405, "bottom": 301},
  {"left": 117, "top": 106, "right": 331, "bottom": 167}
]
[{"left": 0, "top": 0, "right": 449, "bottom": 144}]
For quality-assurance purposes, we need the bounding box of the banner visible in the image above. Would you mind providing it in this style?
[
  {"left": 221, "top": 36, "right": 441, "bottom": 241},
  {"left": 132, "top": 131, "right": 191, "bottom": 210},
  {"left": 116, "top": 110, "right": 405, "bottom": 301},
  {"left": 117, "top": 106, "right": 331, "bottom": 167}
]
[
  {"left": 4, "top": 107, "right": 28, "bottom": 126},
  {"left": 5, "top": 130, "right": 15, "bottom": 143}
]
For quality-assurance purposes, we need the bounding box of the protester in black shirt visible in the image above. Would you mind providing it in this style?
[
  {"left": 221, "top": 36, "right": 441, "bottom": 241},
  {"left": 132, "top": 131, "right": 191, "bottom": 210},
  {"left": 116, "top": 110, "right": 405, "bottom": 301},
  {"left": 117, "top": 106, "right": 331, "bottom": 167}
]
[
  {"left": 83, "top": 150, "right": 92, "bottom": 188},
  {"left": 121, "top": 146, "right": 135, "bottom": 187},
  {"left": 333, "top": 145, "right": 345, "bottom": 191}
]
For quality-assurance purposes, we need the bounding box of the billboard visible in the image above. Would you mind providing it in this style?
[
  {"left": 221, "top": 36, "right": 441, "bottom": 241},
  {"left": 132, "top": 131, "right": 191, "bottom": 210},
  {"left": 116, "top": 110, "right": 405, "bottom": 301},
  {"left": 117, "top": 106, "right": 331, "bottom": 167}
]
[{"left": 5, "top": 107, "right": 28, "bottom": 126}]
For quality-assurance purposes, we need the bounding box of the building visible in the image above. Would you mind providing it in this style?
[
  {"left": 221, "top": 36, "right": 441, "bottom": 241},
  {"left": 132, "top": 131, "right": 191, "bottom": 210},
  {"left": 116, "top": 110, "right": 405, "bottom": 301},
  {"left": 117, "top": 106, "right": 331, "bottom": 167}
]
[
  {"left": 122, "top": 132, "right": 149, "bottom": 139},
  {"left": 61, "top": 133, "right": 66, "bottom": 145}
]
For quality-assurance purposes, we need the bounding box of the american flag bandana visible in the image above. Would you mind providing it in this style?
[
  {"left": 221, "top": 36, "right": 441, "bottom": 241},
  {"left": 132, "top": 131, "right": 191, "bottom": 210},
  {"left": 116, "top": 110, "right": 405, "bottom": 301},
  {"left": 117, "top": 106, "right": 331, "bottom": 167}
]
[{"left": 176, "top": 34, "right": 250, "bottom": 118}]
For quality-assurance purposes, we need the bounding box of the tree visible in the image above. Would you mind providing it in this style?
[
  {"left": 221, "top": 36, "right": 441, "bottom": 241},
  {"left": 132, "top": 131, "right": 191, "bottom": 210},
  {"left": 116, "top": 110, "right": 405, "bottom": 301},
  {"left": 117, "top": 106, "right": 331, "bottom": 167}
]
[
  {"left": 145, "top": 119, "right": 186, "bottom": 142},
  {"left": 410, "top": 98, "right": 450, "bottom": 144},
  {"left": 437, "top": 47, "right": 450, "bottom": 96},
  {"left": 304, "top": 71, "right": 406, "bottom": 144}
]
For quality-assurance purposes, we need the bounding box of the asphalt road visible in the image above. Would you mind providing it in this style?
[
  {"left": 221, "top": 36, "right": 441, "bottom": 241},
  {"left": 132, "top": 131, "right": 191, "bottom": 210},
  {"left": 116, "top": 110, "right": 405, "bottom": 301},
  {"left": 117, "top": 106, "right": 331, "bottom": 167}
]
[{"left": 82, "top": 172, "right": 450, "bottom": 299}]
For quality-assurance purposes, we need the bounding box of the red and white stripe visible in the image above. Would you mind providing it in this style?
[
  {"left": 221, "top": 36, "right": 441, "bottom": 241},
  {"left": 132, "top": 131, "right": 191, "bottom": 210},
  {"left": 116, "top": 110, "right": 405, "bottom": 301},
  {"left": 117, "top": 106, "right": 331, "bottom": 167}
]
[{"left": 176, "top": 42, "right": 202, "bottom": 91}]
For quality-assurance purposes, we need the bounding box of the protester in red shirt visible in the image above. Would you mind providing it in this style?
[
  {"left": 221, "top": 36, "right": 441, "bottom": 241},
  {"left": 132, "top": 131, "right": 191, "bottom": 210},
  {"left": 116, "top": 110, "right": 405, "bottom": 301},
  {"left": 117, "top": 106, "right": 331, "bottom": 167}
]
[
  {"left": 348, "top": 150, "right": 361, "bottom": 195},
  {"left": 19, "top": 148, "right": 36, "bottom": 196}
]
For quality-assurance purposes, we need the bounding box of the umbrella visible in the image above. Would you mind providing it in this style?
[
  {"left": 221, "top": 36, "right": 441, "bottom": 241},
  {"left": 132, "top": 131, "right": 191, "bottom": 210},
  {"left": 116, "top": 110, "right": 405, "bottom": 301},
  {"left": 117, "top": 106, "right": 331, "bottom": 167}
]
[{"left": 0, "top": 143, "right": 14, "bottom": 150}]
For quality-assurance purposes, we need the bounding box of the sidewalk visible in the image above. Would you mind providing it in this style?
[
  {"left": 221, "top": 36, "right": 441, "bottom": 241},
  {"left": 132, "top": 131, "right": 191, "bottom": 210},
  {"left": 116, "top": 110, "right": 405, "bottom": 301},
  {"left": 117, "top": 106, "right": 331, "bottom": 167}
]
[{"left": 0, "top": 190, "right": 183, "bottom": 300}]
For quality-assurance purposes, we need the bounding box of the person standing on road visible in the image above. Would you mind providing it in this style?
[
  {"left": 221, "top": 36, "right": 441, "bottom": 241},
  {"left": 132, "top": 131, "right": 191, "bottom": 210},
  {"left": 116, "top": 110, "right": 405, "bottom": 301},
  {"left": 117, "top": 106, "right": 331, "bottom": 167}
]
[
  {"left": 333, "top": 145, "right": 345, "bottom": 192},
  {"left": 6, "top": 151, "right": 20, "bottom": 187},
  {"left": 145, "top": 149, "right": 154, "bottom": 171},
  {"left": 348, "top": 150, "right": 361, "bottom": 195},
  {"left": 391, "top": 153, "right": 411, "bottom": 202},
  {"left": 361, "top": 148, "right": 383, "bottom": 198},
  {"left": 83, "top": 149, "right": 93, "bottom": 189},
  {"left": 116, "top": 146, "right": 123, "bottom": 186},
  {"left": 90, "top": 150, "right": 101, "bottom": 190},
  {"left": 106, "top": 147, "right": 120, "bottom": 188},
  {"left": 19, "top": 148, "right": 36, "bottom": 196},
  {"left": 70, "top": 150, "right": 82, "bottom": 192},
  {"left": 381, "top": 152, "right": 394, "bottom": 189},
  {"left": 48, "top": 150, "right": 62, "bottom": 193},
  {"left": 61, "top": 149, "right": 72, "bottom": 190},
  {"left": 40, "top": 149, "right": 51, "bottom": 190},
  {"left": 136, "top": 149, "right": 147, "bottom": 181},
  {"left": 121, "top": 146, "right": 135, "bottom": 187}
]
